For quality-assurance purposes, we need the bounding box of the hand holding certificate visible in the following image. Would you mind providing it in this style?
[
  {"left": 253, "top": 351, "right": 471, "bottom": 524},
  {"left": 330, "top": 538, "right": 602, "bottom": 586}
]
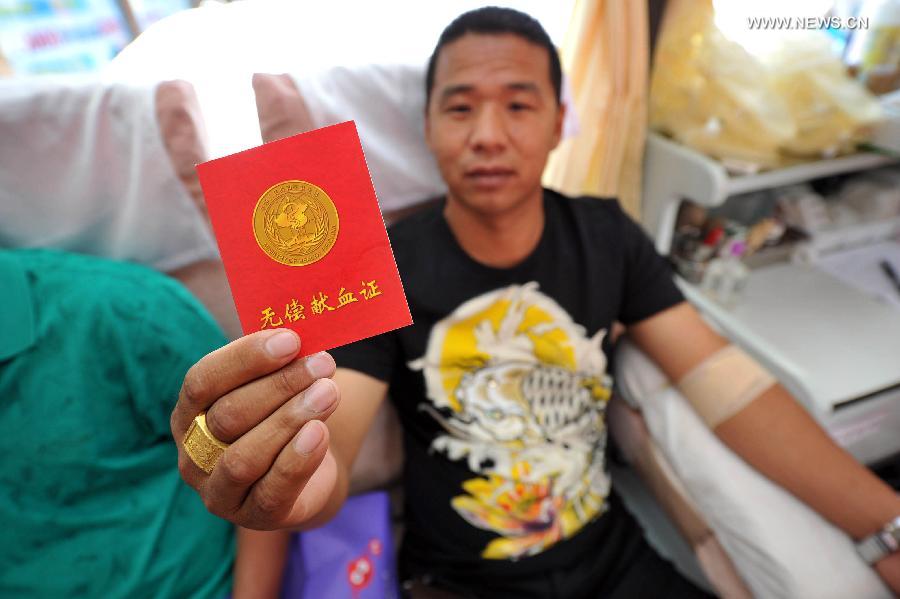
[
  {"left": 170, "top": 122, "right": 411, "bottom": 529},
  {"left": 198, "top": 120, "right": 412, "bottom": 355}
]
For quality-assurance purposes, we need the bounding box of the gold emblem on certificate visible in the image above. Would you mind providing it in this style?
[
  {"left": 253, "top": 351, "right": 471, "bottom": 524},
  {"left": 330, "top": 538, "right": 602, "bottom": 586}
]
[{"left": 252, "top": 180, "right": 339, "bottom": 266}]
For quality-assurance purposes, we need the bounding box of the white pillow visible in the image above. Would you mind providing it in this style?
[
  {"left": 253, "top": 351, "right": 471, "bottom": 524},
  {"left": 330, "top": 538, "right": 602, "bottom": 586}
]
[
  {"left": 290, "top": 63, "right": 446, "bottom": 213},
  {"left": 614, "top": 340, "right": 891, "bottom": 599},
  {"left": 0, "top": 76, "right": 217, "bottom": 272}
]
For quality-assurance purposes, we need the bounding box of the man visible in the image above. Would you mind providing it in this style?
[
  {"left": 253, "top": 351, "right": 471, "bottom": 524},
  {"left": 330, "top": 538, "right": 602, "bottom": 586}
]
[
  {"left": 171, "top": 7, "right": 900, "bottom": 598},
  {"left": 0, "top": 249, "right": 233, "bottom": 598}
]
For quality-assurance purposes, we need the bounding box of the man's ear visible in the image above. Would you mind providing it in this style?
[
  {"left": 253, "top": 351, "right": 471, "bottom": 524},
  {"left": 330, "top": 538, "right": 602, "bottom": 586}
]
[
  {"left": 424, "top": 107, "right": 434, "bottom": 152},
  {"left": 551, "top": 101, "right": 566, "bottom": 149}
]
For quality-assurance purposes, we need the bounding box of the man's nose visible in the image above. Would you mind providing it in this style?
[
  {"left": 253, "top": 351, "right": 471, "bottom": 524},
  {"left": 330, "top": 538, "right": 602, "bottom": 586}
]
[{"left": 469, "top": 105, "right": 507, "bottom": 154}]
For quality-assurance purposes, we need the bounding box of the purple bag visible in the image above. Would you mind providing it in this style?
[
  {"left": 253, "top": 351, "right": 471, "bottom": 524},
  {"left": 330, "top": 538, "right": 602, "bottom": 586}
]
[{"left": 281, "top": 491, "right": 399, "bottom": 599}]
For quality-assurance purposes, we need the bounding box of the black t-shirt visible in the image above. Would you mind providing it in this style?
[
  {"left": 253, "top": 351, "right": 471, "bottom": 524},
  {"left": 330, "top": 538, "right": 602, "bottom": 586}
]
[{"left": 331, "top": 190, "right": 684, "bottom": 598}]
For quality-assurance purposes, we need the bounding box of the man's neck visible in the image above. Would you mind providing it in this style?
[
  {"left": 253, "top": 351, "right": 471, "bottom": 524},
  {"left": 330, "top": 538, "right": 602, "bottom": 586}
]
[{"left": 444, "top": 190, "right": 545, "bottom": 269}]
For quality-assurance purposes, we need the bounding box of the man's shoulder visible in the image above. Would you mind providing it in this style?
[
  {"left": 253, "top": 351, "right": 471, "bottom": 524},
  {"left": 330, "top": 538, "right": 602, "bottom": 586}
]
[
  {"left": 385, "top": 199, "right": 445, "bottom": 247},
  {"left": 13, "top": 249, "right": 223, "bottom": 340},
  {"left": 13, "top": 248, "right": 172, "bottom": 289},
  {"left": 544, "top": 189, "right": 637, "bottom": 246},
  {"left": 545, "top": 188, "right": 627, "bottom": 221},
  {"left": 27, "top": 249, "right": 197, "bottom": 303}
]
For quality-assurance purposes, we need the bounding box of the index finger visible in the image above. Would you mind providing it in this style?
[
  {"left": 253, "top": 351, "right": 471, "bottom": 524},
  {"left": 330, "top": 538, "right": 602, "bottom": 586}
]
[{"left": 172, "top": 328, "right": 301, "bottom": 436}]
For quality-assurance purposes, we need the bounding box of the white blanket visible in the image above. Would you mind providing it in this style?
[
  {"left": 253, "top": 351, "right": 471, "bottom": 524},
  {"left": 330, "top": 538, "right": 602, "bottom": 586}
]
[
  {"left": 614, "top": 340, "right": 891, "bottom": 599},
  {"left": 0, "top": 76, "right": 217, "bottom": 272}
]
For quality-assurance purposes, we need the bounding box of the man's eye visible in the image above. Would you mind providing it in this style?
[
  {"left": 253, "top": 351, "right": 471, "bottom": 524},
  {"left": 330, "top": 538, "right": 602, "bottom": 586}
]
[
  {"left": 447, "top": 104, "right": 471, "bottom": 114},
  {"left": 509, "top": 102, "right": 532, "bottom": 112}
]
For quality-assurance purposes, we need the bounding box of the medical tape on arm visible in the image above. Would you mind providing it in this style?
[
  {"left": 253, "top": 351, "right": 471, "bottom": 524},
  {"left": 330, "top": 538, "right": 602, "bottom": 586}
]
[{"left": 676, "top": 345, "right": 777, "bottom": 428}]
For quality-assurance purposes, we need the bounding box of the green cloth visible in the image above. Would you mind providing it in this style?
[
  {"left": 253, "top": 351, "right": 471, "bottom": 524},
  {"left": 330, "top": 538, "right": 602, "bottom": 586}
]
[{"left": 0, "top": 249, "right": 234, "bottom": 598}]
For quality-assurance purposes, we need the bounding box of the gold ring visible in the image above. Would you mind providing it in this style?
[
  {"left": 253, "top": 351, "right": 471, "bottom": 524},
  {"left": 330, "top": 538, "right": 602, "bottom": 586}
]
[{"left": 182, "top": 412, "right": 229, "bottom": 474}]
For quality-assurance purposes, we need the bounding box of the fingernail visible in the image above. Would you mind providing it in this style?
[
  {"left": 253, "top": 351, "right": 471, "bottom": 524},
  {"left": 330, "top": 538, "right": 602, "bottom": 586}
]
[
  {"left": 305, "top": 352, "right": 335, "bottom": 379},
  {"left": 265, "top": 331, "right": 298, "bottom": 358},
  {"left": 303, "top": 379, "right": 336, "bottom": 414},
  {"left": 294, "top": 421, "right": 324, "bottom": 455}
]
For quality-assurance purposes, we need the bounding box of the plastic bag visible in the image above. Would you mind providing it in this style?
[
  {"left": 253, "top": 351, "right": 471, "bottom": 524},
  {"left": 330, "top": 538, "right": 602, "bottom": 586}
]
[
  {"left": 280, "top": 491, "right": 399, "bottom": 599},
  {"left": 769, "top": 35, "right": 883, "bottom": 157},
  {"left": 650, "top": 0, "right": 883, "bottom": 169}
]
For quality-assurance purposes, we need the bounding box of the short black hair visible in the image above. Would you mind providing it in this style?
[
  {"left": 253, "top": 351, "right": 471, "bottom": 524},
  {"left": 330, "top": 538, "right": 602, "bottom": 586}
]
[{"left": 425, "top": 6, "right": 562, "bottom": 108}]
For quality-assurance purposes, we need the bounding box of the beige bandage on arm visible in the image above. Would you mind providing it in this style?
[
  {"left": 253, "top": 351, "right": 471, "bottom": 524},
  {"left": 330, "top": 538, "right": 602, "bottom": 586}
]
[{"left": 676, "top": 345, "right": 777, "bottom": 428}]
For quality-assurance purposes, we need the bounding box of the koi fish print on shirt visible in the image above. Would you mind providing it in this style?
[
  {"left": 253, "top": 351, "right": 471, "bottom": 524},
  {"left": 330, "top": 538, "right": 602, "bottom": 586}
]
[{"left": 408, "top": 282, "right": 613, "bottom": 560}]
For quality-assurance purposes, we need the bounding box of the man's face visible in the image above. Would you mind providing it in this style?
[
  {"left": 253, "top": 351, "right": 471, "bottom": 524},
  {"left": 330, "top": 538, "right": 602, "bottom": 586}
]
[{"left": 425, "top": 33, "right": 564, "bottom": 216}]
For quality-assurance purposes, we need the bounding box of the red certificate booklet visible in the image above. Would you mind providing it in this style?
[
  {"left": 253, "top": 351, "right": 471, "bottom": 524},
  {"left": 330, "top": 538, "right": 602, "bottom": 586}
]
[{"left": 197, "top": 121, "right": 412, "bottom": 356}]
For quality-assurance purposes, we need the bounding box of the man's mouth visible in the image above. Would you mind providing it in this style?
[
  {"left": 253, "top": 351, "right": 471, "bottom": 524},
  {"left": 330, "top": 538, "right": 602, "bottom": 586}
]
[{"left": 464, "top": 167, "right": 515, "bottom": 189}]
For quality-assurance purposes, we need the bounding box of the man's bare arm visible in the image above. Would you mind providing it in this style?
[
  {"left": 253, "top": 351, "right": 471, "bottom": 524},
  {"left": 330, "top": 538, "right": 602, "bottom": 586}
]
[
  {"left": 628, "top": 301, "right": 900, "bottom": 591},
  {"left": 301, "top": 368, "right": 389, "bottom": 528},
  {"left": 171, "top": 330, "right": 342, "bottom": 530},
  {"left": 233, "top": 527, "right": 291, "bottom": 599}
]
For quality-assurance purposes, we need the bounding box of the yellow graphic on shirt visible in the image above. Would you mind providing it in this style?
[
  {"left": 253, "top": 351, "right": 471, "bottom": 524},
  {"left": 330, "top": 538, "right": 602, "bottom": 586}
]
[{"left": 408, "top": 283, "right": 613, "bottom": 560}]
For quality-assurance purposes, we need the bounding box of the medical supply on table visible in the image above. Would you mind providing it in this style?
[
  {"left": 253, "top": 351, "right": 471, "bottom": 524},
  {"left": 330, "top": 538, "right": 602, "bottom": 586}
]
[{"left": 700, "top": 241, "right": 750, "bottom": 308}]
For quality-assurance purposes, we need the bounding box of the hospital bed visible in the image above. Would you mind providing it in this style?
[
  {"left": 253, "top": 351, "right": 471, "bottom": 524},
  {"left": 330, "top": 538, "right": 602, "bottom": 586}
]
[{"left": 0, "top": 60, "right": 890, "bottom": 598}]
